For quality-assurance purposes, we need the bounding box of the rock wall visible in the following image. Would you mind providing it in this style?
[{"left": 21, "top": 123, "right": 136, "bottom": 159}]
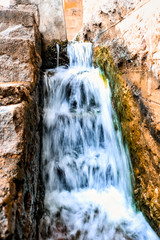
[
  {"left": 83, "top": 0, "right": 145, "bottom": 25},
  {"left": 0, "top": 0, "right": 68, "bottom": 238},
  {"left": 0, "top": 5, "right": 43, "bottom": 239},
  {"left": 80, "top": 0, "right": 160, "bottom": 78},
  {"left": 90, "top": 0, "right": 160, "bottom": 235},
  {"left": 94, "top": 46, "right": 160, "bottom": 236},
  {"left": 0, "top": 0, "right": 67, "bottom": 50}
]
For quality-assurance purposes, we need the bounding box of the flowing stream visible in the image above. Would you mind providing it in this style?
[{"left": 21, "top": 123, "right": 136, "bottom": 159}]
[{"left": 40, "top": 42, "right": 159, "bottom": 240}]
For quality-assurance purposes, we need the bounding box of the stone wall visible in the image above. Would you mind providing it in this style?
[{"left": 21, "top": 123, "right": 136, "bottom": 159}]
[
  {"left": 80, "top": 0, "right": 160, "bottom": 153},
  {"left": 0, "top": 0, "right": 68, "bottom": 238},
  {"left": 80, "top": 0, "right": 160, "bottom": 78},
  {"left": 83, "top": 0, "right": 145, "bottom": 25},
  {"left": 89, "top": 0, "right": 160, "bottom": 235},
  {"left": 94, "top": 46, "right": 160, "bottom": 236},
  {"left": 0, "top": 0, "right": 67, "bottom": 49},
  {"left": 0, "top": 5, "right": 43, "bottom": 239},
  {"left": 83, "top": 0, "right": 160, "bottom": 147}
]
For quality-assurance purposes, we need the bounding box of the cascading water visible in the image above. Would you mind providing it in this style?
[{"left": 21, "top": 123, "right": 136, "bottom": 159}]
[
  {"left": 56, "top": 43, "right": 60, "bottom": 67},
  {"left": 40, "top": 42, "right": 159, "bottom": 240}
]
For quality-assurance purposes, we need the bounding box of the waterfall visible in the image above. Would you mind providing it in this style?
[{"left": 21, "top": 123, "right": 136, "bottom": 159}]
[
  {"left": 40, "top": 42, "right": 159, "bottom": 240},
  {"left": 56, "top": 43, "right": 60, "bottom": 67}
]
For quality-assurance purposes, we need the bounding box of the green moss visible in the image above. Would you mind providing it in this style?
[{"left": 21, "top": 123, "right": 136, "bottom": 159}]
[
  {"left": 94, "top": 46, "right": 160, "bottom": 234},
  {"left": 74, "top": 33, "right": 81, "bottom": 42},
  {"left": 94, "top": 46, "right": 140, "bottom": 158},
  {"left": 94, "top": 46, "right": 142, "bottom": 192}
]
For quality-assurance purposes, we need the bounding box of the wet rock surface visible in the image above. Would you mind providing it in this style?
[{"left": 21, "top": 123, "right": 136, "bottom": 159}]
[
  {"left": 0, "top": 5, "right": 43, "bottom": 240},
  {"left": 79, "top": 0, "right": 160, "bottom": 233},
  {"left": 122, "top": 68, "right": 160, "bottom": 143},
  {"left": 94, "top": 46, "right": 160, "bottom": 236},
  {"left": 0, "top": 82, "right": 31, "bottom": 105},
  {"left": 42, "top": 40, "right": 69, "bottom": 69}
]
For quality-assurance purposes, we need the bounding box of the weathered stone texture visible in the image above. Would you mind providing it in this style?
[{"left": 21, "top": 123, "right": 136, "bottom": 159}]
[
  {"left": 0, "top": 5, "right": 43, "bottom": 240},
  {"left": 94, "top": 46, "right": 160, "bottom": 236},
  {"left": 83, "top": 0, "right": 146, "bottom": 25},
  {"left": 81, "top": 1, "right": 160, "bottom": 232},
  {"left": 0, "top": 0, "right": 67, "bottom": 49},
  {"left": 0, "top": 8, "right": 35, "bottom": 27},
  {"left": 42, "top": 40, "right": 69, "bottom": 69},
  {"left": 83, "top": 0, "right": 160, "bottom": 143},
  {"left": 0, "top": 7, "right": 41, "bottom": 85},
  {"left": 0, "top": 39, "right": 35, "bottom": 83},
  {"left": 0, "top": 104, "right": 24, "bottom": 156},
  {"left": 122, "top": 69, "right": 160, "bottom": 139},
  {"left": 80, "top": 0, "right": 160, "bottom": 78}
]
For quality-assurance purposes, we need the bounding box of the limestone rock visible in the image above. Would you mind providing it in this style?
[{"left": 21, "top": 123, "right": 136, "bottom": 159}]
[
  {"left": 42, "top": 40, "right": 69, "bottom": 69},
  {"left": 0, "top": 99, "right": 41, "bottom": 239},
  {"left": 0, "top": 38, "right": 37, "bottom": 83},
  {"left": 80, "top": 0, "right": 160, "bottom": 78},
  {"left": 0, "top": 0, "right": 67, "bottom": 49},
  {"left": 0, "top": 104, "right": 24, "bottom": 238},
  {"left": 0, "top": 5, "right": 43, "bottom": 239},
  {"left": 37, "top": 0, "right": 67, "bottom": 48},
  {"left": 94, "top": 46, "right": 160, "bottom": 236},
  {"left": 83, "top": 0, "right": 145, "bottom": 25},
  {"left": 82, "top": 3, "right": 160, "bottom": 233},
  {"left": 0, "top": 104, "right": 24, "bottom": 156},
  {"left": 0, "top": 0, "right": 11, "bottom": 8},
  {"left": 0, "top": 7, "right": 35, "bottom": 27}
]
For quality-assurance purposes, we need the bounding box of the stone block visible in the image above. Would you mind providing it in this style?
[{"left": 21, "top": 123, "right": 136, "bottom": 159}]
[
  {"left": 0, "top": 97, "right": 41, "bottom": 239},
  {"left": 0, "top": 24, "right": 33, "bottom": 40},
  {"left": 0, "top": 103, "right": 25, "bottom": 238},
  {"left": 0, "top": 5, "right": 42, "bottom": 239},
  {"left": 11, "top": 4, "right": 40, "bottom": 26},
  {"left": 0, "top": 0, "right": 67, "bottom": 49},
  {"left": 0, "top": 8, "right": 34, "bottom": 28},
  {"left": 0, "top": 7, "right": 42, "bottom": 70},
  {"left": 0, "top": 38, "right": 39, "bottom": 83},
  {"left": 0, "top": 104, "right": 24, "bottom": 156}
]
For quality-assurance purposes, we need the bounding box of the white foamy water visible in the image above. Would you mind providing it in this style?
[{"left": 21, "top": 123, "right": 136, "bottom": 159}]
[
  {"left": 40, "top": 42, "right": 159, "bottom": 240},
  {"left": 56, "top": 43, "right": 60, "bottom": 67}
]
